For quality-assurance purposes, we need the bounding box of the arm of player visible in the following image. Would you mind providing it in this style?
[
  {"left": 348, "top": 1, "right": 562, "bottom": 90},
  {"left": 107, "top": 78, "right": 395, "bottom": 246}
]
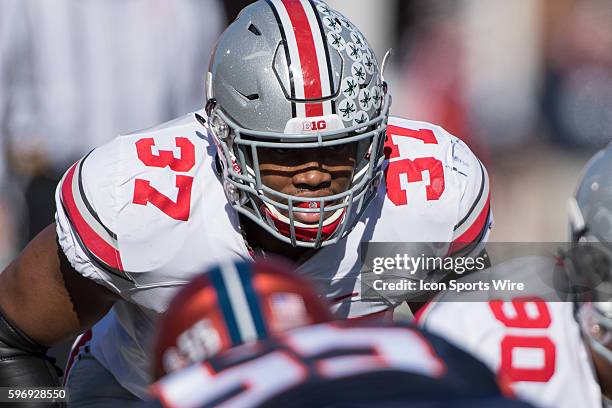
[
  {"left": 0, "top": 142, "right": 124, "bottom": 387},
  {"left": 448, "top": 139, "right": 492, "bottom": 256},
  {"left": 0, "top": 224, "right": 120, "bottom": 386}
]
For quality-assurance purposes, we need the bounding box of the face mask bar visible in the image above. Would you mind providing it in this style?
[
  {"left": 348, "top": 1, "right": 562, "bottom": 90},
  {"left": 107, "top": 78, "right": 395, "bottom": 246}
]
[{"left": 210, "top": 93, "right": 390, "bottom": 248}]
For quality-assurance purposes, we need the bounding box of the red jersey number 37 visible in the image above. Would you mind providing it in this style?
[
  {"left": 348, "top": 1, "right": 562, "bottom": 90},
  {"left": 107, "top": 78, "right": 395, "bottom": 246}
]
[{"left": 132, "top": 137, "right": 195, "bottom": 221}]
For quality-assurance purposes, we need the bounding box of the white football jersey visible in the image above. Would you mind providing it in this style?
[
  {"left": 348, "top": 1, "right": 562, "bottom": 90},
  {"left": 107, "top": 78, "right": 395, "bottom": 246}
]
[
  {"left": 418, "top": 256, "right": 604, "bottom": 408},
  {"left": 56, "top": 111, "right": 491, "bottom": 397}
]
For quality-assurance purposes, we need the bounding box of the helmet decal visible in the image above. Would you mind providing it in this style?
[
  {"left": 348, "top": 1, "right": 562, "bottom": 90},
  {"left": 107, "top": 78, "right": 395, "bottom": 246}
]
[
  {"left": 358, "top": 88, "right": 373, "bottom": 111},
  {"left": 338, "top": 99, "right": 357, "bottom": 121},
  {"left": 346, "top": 42, "right": 363, "bottom": 62},
  {"left": 341, "top": 76, "right": 359, "bottom": 99},
  {"left": 371, "top": 85, "right": 382, "bottom": 109},
  {"left": 351, "top": 31, "right": 366, "bottom": 50},
  {"left": 327, "top": 31, "right": 346, "bottom": 51},
  {"left": 351, "top": 62, "right": 367, "bottom": 85},
  {"left": 353, "top": 110, "right": 370, "bottom": 127}
]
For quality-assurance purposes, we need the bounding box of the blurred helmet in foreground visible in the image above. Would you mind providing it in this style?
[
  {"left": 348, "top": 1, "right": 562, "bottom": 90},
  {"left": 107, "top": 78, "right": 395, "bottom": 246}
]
[{"left": 152, "top": 258, "right": 332, "bottom": 378}]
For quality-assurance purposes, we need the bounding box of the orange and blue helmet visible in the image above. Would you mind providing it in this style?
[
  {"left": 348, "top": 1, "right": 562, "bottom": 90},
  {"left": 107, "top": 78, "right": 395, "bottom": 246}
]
[{"left": 153, "top": 257, "right": 332, "bottom": 378}]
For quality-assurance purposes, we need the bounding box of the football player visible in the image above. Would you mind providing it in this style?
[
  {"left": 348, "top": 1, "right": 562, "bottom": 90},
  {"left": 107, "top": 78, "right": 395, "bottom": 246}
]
[
  {"left": 145, "top": 259, "right": 531, "bottom": 408},
  {"left": 0, "top": 0, "right": 491, "bottom": 405},
  {"left": 418, "top": 143, "right": 612, "bottom": 408},
  {"left": 146, "top": 322, "right": 534, "bottom": 408}
]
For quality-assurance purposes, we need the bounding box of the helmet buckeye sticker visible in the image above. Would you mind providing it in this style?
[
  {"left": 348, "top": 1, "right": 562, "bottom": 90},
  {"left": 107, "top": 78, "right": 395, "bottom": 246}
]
[
  {"left": 358, "top": 88, "right": 373, "bottom": 111},
  {"left": 328, "top": 31, "right": 346, "bottom": 51},
  {"left": 341, "top": 76, "right": 359, "bottom": 100},
  {"left": 338, "top": 99, "right": 357, "bottom": 121}
]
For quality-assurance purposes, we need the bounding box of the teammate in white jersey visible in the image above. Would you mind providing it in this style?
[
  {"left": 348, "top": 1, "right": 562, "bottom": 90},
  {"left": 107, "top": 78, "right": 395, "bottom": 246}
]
[
  {"left": 419, "top": 143, "right": 612, "bottom": 408},
  {"left": 0, "top": 1, "right": 491, "bottom": 405}
]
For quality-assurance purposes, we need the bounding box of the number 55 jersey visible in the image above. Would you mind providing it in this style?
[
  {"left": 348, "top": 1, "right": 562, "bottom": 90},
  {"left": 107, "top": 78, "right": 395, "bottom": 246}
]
[
  {"left": 147, "top": 322, "right": 532, "bottom": 408},
  {"left": 55, "top": 112, "right": 491, "bottom": 397}
]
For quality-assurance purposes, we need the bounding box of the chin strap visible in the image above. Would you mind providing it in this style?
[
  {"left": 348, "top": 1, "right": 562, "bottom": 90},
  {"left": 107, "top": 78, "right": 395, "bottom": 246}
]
[{"left": 261, "top": 204, "right": 345, "bottom": 243}]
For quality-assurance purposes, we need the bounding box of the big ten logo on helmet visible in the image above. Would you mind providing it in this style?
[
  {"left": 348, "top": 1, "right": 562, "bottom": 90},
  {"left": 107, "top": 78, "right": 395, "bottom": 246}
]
[
  {"left": 284, "top": 115, "right": 344, "bottom": 134},
  {"left": 162, "top": 319, "right": 222, "bottom": 373},
  {"left": 302, "top": 120, "right": 328, "bottom": 132}
]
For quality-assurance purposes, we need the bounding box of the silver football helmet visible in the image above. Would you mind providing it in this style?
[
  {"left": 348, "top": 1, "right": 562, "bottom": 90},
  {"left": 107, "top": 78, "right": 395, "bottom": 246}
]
[
  {"left": 568, "top": 143, "right": 612, "bottom": 364},
  {"left": 205, "top": 0, "right": 390, "bottom": 248}
]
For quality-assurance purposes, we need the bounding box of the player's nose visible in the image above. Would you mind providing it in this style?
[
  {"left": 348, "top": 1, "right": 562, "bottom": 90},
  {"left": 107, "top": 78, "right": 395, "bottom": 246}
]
[
  {"left": 292, "top": 151, "right": 332, "bottom": 190},
  {"left": 292, "top": 167, "right": 332, "bottom": 190}
]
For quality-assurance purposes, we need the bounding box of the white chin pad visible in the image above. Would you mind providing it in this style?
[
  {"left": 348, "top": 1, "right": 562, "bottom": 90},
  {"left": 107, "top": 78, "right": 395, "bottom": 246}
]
[{"left": 264, "top": 201, "right": 345, "bottom": 228}]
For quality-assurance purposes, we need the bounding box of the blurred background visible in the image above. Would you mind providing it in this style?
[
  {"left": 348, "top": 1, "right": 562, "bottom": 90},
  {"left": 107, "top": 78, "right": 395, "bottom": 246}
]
[
  {"left": 0, "top": 0, "right": 610, "bottom": 374},
  {"left": 1, "top": 0, "right": 611, "bottom": 270}
]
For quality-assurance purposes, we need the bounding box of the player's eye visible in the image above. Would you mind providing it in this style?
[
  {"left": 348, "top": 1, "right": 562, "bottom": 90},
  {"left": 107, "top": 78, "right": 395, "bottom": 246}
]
[
  {"left": 271, "top": 147, "right": 292, "bottom": 155},
  {"left": 324, "top": 144, "right": 345, "bottom": 152}
]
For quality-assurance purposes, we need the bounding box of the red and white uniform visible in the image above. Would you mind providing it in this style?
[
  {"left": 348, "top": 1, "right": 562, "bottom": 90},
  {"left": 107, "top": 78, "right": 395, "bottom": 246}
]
[
  {"left": 418, "top": 256, "right": 604, "bottom": 408},
  {"left": 56, "top": 111, "right": 491, "bottom": 397}
]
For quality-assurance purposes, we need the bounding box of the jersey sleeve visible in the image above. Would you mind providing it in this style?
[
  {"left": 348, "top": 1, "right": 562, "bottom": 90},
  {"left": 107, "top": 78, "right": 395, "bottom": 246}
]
[
  {"left": 448, "top": 139, "right": 492, "bottom": 255},
  {"left": 55, "top": 138, "right": 132, "bottom": 297}
]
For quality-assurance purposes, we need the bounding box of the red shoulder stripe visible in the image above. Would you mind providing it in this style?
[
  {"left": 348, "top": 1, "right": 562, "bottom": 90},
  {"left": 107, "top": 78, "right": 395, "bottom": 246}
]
[
  {"left": 61, "top": 162, "right": 123, "bottom": 270},
  {"left": 448, "top": 191, "right": 491, "bottom": 255}
]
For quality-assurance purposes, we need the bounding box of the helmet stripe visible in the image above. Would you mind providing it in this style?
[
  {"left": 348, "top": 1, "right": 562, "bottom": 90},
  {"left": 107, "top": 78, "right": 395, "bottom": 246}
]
[
  {"left": 218, "top": 261, "right": 260, "bottom": 344},
  {"left": 270, "top": 0, "right": 306, "bottom": 116},
  {"left": 282, "top": 0, "right": 323, "bottom": 116},
  {"left": 235, "top": 262, "right": 269, "bottom": 339},
  {"left": 301, "top": 0, "right": 333, "bottom": 115},
  {"left": 265, "top": 0, "right": 297, "bottom": 118},
  {"left": 209, "top": 265, "right": 242, "bottom": 347},
  {"left": 272, "top": 0, "right": 326, "bottom": 117}
]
